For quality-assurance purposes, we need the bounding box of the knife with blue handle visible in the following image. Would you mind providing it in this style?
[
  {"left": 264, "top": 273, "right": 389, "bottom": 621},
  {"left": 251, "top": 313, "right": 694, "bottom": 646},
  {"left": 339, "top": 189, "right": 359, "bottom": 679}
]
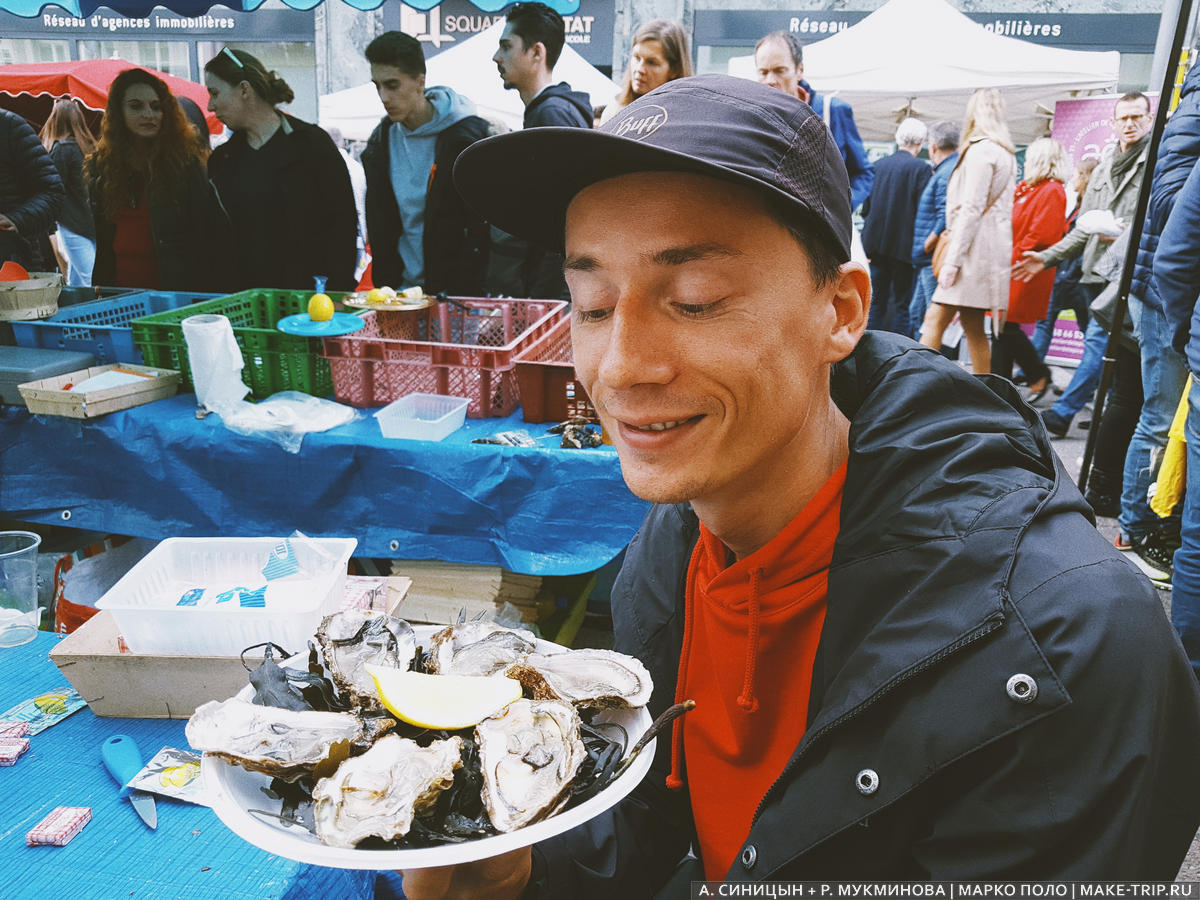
[{"left": 101, "top": 734, "right": 157, "bottom": 830}]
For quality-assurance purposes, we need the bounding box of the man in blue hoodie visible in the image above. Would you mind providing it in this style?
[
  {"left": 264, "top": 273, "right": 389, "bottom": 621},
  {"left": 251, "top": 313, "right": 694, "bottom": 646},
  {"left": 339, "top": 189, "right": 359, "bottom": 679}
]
[{"left": 361, "top": 31, "right": 492, "bottom": 295}]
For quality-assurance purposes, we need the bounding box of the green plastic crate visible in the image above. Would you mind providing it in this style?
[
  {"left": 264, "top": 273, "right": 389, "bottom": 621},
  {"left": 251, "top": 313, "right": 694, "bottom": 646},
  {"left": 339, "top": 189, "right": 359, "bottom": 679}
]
[{"left": 130, "top": 289, "right": 352, "bottom": 399}]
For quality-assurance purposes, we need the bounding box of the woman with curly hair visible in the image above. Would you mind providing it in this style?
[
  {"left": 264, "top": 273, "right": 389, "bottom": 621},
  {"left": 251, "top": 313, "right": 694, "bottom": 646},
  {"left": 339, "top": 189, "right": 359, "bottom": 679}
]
[
  {"left": 204, "top": 47, "right": 357, "bottom": 291},
  {"left": 87, "top": 67, "right": 224, "bottom": 289},
  {"left": 40, "top": 98, "right": 97, "bottom": 286},
  {"left": 599, "top": 20, "right": 692, "bottom": 124}
]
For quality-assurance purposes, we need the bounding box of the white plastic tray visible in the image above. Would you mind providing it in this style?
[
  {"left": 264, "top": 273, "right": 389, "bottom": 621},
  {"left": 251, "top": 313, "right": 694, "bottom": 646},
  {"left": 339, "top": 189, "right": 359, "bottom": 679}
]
[
  {"left": 95, "top": 536, "right": 357, "bottom": 655},
  {"left": 201, "top": 625, "right": 655, "bottom": 869},
  {"left": 376, "top": 393, "right": 469, "bottom": 441}
]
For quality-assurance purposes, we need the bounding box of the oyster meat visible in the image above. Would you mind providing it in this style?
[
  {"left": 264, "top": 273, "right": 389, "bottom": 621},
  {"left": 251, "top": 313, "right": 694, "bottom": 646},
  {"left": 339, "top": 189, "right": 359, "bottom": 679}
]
[
  {"left": 316, "top": 610, "right": 417, "bottom": 709},
  {"left": 506, "top": 648, "right": 653, "bottom": 709},
  {"left": 312, "top": 734, "right": 463, "bottom": 848},
  {"left": 476, "top": 698, "right": 586, "bottom": 833},
  {"left": 186, "top": 697, "right": 364, "bottom": 781},
  {"left": 428, "top": 621, "right": 537, "bottom": 676}
]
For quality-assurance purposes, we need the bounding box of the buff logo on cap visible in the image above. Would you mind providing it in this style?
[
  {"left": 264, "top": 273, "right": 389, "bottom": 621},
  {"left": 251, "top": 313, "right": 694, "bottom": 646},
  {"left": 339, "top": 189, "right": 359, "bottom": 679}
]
[{"left": 612, "top": 105, "right": 668, "bottom": 141}]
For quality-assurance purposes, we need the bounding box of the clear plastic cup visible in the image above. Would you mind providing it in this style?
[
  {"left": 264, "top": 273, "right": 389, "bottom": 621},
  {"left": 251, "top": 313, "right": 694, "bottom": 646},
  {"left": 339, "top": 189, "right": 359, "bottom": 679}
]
[{"left": 0, "top": 531, "right": 42, "bottom": 647}]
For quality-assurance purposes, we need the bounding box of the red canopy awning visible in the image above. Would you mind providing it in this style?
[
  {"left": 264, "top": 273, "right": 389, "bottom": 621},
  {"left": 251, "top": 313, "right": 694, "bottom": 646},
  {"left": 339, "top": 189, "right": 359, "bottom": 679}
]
[{"left": 0, "top": 58, "right": 218, "bottom": 132}]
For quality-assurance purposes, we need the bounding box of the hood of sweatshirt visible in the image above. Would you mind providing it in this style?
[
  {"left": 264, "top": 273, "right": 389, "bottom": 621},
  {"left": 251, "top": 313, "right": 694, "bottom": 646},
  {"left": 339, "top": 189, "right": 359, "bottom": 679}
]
[
  {"left": 525, "top": 82, "right": 592, "bottom": 125},
  {"left": 387, "top": 86, "right": 477, "bottom": 287}
]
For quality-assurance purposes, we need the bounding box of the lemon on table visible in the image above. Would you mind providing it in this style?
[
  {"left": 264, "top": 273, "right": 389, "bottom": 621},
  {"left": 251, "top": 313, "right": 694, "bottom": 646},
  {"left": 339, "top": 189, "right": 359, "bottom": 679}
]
[
  {"left": 365, "top": 664, "right": 522, "bottom": 729},
  {"left": 308, "top": 292, "right": 335, "bottom": 322},
  {"left": 365, "top": 288, "right": 390, "bottom": 306}
]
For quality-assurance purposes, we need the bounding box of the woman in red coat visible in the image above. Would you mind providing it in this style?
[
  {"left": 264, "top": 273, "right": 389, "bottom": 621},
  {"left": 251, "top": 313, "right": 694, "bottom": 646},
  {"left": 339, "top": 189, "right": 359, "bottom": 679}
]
[{"left": 993, "top": 137, "right": 1071, "bottom": 401}]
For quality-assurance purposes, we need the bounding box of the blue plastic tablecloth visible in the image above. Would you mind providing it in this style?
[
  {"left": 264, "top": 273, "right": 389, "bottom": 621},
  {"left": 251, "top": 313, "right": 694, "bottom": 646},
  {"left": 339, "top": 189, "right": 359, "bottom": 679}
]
[
  {"left": 0, "top": 632, "right": 374, "bottom": 900},
  {"left": 0, "top": 396, "right": 649, "bottom": 575}
]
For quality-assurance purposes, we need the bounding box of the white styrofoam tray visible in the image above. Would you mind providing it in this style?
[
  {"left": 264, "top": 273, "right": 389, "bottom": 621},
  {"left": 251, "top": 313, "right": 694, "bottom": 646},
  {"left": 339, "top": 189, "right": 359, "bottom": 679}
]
[{"left": 95, "top": 536, "right": 357, "bottom": 655}]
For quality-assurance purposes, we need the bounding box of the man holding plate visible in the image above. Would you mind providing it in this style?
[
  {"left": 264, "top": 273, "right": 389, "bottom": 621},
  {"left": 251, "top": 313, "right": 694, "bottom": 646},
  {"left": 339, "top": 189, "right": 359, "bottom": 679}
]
[{"left": 400, "top": 76, "right": 1200, "bottom": 897}]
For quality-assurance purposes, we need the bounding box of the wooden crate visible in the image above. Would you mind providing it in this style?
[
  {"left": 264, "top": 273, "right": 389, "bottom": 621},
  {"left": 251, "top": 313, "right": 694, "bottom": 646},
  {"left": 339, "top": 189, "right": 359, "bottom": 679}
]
[{"left": 18, "top": 362, "right": 180, "bottom": 418}]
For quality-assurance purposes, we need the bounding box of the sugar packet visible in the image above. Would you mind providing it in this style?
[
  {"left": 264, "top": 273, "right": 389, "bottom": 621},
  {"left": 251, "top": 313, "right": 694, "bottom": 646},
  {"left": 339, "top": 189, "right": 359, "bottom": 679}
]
[{"left": 0, "top": 688, "right": 86, "bottom": 734}]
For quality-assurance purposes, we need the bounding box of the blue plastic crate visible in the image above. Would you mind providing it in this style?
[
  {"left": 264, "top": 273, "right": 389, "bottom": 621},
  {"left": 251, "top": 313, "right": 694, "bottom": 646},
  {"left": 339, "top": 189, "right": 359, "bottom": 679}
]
[
  {"left": 57, "top": 286, "right": 136, "bottom": 308},
  {"left": 11, "top": 291, "right": 218, "bottom": 364}
]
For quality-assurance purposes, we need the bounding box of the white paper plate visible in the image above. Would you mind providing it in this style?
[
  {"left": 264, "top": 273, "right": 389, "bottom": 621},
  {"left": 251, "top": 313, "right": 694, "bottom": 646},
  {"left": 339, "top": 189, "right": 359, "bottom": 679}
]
[{"left": 202, "top": 626, "right": 655, "bottom": 869}]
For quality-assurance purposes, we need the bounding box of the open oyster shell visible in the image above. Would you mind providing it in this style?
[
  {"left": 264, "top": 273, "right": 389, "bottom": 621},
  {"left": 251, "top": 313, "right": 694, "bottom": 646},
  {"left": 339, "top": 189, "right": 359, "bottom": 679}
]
[
  {"left": 316, "top": 611, "right": 417, "bottom": 709},
  {"left": 427, "top": 621, "right": 537, "bottom": 676},
  {"left": 505, "top": 648, "right": 653, "bottom": 709},
  {"left": 476, "top": 698, "right": 586, "bottom": 833},
  {"left": 186, "top": 697, "right": 364, "bottom": 782},
  {"left": 311, "top": 734, "right": 463, "bottom": 848}
]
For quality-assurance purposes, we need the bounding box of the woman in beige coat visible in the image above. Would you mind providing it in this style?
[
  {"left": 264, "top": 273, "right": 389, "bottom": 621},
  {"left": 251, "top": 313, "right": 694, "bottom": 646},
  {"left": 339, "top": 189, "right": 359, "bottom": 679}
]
[{"left": 920, "top": 88, "right": 1016, "bottom": 373}]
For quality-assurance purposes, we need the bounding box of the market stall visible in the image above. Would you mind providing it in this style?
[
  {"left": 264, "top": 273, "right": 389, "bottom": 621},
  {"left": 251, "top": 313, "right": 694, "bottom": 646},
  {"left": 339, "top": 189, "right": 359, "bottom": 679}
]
[
  {"left": 725, "top": 0, "right": 1120, "bottom": 144},
  {"left": 0, "top": 394, "right": 645, "bottom": 577}
]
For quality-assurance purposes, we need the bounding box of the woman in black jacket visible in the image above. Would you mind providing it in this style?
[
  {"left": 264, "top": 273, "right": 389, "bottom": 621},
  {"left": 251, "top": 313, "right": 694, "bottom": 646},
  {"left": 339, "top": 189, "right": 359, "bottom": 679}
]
[
  {"left": 39, "top": 98, "right": 97, "bottom": 286},
  {"left": 204, "top": 48, "right": 357, "bottom": 292},
  {"left": 88, "top": 67, "right": 225, "bottom": 290}
]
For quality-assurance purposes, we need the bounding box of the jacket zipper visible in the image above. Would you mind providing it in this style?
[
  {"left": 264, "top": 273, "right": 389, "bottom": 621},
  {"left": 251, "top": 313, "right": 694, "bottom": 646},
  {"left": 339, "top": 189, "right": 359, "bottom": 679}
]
[{"left": 748, "top": 610, "right": 1006, "bottom": 830}]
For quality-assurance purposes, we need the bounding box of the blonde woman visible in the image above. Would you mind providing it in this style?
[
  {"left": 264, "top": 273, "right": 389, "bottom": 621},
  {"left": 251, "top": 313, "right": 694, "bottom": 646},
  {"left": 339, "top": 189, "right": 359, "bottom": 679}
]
[
  {"left": 995, "top": 137, "right": 1071, "bottom": 400},
  {"left": 599, "top": 20, "right": 692, "bottom": 124},
  {"left": 920, "top": 88, "right": 1017, "bottom": 373}
]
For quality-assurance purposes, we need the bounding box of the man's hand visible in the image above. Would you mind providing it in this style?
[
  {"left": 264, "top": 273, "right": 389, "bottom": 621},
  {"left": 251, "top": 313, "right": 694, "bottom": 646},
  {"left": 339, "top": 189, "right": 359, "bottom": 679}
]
[
  {"left": 400, "top": 847, "right": 532, "bottom": 900},
  {"left": 937, "top": 265, "right": 959, "bottom": 290},
  {"left": 1012, "top": 251, "right": 1046, "bottom": 283},
  {"left": 0, "top": 213, "right": 16, "bottom": 232},
  {"left": 923, "top": 231, "right": 940, "bottom": 254}
]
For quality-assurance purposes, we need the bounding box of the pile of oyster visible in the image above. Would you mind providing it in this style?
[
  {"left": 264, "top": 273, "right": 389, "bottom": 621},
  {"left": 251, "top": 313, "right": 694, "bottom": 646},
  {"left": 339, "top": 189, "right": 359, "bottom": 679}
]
[{"left": 186, "top": 610, "right": 653, "bottom": 850}]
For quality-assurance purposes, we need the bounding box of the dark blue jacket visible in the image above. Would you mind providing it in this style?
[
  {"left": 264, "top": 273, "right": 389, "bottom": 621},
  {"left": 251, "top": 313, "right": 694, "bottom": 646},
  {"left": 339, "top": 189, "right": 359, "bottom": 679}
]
[
  {"left": 525, "top": 333, "right": 1200, "bottom": 894},
  {"left": 910, "top": 152, "right": 957, "bottom": 266},
  {"left": 0, "top": 109, "right": 64, "bottom": 269},
  {"left": 1135, "top": 62, "right": 1200, "bottom": 312},
  {"left": 801, "top": 80, "right": 873, "bottom": 210},
  {"left": 860, "top": 149, "right": 930, "bottom": 261},
  {"left": 1156, "top": 158, "right": 1200, "bottom": 375}
]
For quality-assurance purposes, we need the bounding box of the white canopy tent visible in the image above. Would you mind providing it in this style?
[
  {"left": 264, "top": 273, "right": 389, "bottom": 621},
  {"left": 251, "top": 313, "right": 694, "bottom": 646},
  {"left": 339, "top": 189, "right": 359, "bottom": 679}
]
[
  {"left": 727, "top": 0, "right": 1121, "bottom": 145},
  {"left": 320, "top": 21, "right": 620, "bottom": 140}
]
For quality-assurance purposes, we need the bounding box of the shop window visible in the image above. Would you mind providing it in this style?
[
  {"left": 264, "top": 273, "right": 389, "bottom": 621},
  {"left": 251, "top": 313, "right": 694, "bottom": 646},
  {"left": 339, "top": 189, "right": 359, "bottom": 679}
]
[
  {"left": 0, "top": 38, "right": 71, "bottom": 64},
  {"left": 77, "top": 39, "right": 190, "bottom": 77}
]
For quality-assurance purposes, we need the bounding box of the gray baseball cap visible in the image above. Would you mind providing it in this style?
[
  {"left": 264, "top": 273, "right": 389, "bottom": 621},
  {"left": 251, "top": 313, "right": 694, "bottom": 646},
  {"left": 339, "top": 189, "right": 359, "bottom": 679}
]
[{"left": 453, "top": 74, "right": 853, "bottom": 260}]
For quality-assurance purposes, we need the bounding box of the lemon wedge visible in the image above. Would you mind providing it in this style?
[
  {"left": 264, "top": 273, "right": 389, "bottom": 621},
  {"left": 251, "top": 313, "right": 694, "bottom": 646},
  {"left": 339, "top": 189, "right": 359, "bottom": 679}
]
[{"left": 365, "top": 664, "right": 522, "bottom": 730}]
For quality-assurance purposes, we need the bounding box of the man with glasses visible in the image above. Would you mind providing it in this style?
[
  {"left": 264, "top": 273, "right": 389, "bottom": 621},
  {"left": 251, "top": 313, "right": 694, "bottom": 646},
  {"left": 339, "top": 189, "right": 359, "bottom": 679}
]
[{"left": 1013, "top": 93, "right": 1153, "bottom": 438}]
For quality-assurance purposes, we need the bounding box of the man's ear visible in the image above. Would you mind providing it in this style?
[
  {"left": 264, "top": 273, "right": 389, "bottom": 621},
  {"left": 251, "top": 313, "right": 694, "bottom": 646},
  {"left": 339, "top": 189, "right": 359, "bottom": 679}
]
[
  {"left": 826, "top": 261, "right": 869, "bottom": 364},
  {"left": 532, "top": 41, "right": 548, "bottom": 66}
]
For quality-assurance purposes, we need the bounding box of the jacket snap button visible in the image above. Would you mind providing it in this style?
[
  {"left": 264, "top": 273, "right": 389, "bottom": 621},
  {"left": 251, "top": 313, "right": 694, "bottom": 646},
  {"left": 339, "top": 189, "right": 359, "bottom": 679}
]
[
  {"left": 1006, "top": 674, "right": 1038, "bottom": 704},
  {"left": 741, "top": 845, "right": 757, "bottom": 869},
  {"left": 855, "top": 768, "right": 879, "bottom": 795}
]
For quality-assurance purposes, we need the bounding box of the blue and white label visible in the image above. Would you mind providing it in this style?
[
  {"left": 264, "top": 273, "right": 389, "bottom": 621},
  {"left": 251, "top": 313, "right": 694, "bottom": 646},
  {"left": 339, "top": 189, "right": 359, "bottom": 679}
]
[
  {"left": 177, "top": 588, "right": 205, "bottom": 607},
  {"left": 261, "top": 540, "right": 300, "bottom": 581}
]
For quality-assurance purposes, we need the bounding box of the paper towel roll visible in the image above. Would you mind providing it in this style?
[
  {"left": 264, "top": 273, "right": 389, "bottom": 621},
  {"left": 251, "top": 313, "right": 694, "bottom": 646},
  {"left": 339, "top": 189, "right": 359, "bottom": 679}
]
[{"left": 182, "top": 313, "right": 250, "bottom": 413}]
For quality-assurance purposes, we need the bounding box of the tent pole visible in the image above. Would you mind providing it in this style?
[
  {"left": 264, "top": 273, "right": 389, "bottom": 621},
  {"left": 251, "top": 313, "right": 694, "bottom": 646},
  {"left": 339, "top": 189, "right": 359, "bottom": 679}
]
[{"left": 1077, "top": 0, "right": 1196, "bottom": 497}]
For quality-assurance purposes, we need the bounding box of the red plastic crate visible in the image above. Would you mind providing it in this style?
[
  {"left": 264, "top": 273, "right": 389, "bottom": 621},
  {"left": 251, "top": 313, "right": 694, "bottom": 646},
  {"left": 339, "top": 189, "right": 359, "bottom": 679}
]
[
  {"left": 321, "top": 297, "right": 567, "bottom": 416},
  {"left": 513, "top": 317, "right": 598, "bottom": 424}
]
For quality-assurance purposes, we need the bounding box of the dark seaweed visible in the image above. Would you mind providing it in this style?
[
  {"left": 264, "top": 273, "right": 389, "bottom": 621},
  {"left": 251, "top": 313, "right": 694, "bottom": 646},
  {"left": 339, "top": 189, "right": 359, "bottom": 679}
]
[{"left": 242, "top": 641, "right": 348, "bottom": 712}]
